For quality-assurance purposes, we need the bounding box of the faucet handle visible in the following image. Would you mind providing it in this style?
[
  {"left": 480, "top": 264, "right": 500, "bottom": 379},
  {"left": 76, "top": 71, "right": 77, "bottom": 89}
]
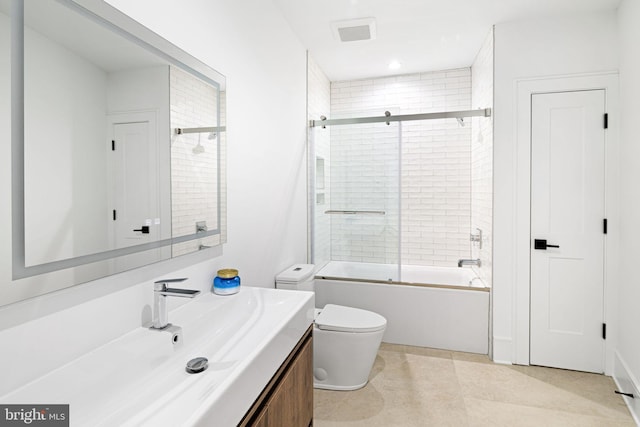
[
  {"left": 155, "top": 278, "right": 188, "bottom": 284},
  {"left": 154, "top": 278, "right": 188, "bottom": 291}
]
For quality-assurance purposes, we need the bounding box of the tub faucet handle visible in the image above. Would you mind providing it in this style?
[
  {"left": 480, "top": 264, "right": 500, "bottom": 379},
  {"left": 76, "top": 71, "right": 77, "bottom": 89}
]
[{"left": 470, "top": 228, "right": 483, "bottom": 249}]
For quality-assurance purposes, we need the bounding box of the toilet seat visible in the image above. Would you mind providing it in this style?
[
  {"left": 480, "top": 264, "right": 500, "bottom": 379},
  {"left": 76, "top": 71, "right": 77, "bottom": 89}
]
[{"left": 315, "top": 304, "right": 387, "bottom": 333}]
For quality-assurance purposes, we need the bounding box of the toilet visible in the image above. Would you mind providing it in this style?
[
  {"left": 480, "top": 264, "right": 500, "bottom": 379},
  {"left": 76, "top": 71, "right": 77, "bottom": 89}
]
[{"left": 275, "top": 264, "right": 387, "bottom": 390}]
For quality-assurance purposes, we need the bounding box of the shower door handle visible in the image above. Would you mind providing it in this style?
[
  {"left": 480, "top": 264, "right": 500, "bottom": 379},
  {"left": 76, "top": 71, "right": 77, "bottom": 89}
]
[{"left": 534, "top": 239, "right": 559, "bottom": 250}]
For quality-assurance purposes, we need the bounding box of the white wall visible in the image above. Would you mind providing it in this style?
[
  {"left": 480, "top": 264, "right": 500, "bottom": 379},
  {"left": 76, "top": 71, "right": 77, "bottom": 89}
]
[
  {"left": 0, "top": 0, "right": 307, "bottom": 385},
  {"left": 493, "top": 11, "right": 618, "bottom": 363},
  {"left": 616, "top": 0, "right": 640, "bottom": 419}
]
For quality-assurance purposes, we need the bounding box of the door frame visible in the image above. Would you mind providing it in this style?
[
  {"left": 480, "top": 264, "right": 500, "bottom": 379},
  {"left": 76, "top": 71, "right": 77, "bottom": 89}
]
[{"left": 513, "top": 72, "right": 619, "bottom": 374}]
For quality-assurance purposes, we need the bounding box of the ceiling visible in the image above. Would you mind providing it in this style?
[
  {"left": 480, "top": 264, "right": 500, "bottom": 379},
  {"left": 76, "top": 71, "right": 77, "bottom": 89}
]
[
  {"left": 22, "top": 0, "right": 166, "bottom": 73},
  {"left": 273, "top": 0, "right": 621, "bottom": 82}
]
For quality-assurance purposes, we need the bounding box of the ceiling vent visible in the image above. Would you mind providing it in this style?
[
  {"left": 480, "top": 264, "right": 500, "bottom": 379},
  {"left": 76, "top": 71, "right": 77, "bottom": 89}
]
[{"left": 331, "top": 18, "right": 376, "bottom": 43}]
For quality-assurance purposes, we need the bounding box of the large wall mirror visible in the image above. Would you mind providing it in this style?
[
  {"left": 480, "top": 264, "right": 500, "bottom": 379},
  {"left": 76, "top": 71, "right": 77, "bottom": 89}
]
[{"left": 5, "top": 0, "right": 227, "bottom": 287}]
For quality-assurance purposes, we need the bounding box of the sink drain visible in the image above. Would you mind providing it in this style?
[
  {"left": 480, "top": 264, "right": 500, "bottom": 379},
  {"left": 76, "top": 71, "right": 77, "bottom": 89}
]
[{"left": 186, "top": 357, "right": 208, "bottom": 374}]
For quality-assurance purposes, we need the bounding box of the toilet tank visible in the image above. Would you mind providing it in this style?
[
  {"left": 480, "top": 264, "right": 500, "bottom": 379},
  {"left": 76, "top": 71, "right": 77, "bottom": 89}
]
[{"left": 275, "top": 264, "right": 315, "bottom": 292}]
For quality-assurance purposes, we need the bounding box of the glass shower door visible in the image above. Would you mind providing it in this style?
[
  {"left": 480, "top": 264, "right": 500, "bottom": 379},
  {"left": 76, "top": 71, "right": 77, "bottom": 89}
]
[{"left": 311, "top": 120, "right": 401, "bottom": 282}]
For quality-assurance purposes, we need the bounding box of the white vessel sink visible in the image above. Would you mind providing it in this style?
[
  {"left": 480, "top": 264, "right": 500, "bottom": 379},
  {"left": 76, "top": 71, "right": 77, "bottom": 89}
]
[{"left": 0, "top": 287, "right": 314, "bottom": 426}]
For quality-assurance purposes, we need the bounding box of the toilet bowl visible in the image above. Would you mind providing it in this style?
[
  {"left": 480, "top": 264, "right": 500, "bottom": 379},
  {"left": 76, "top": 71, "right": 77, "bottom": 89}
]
[{"left": 275, "top": 264, "right": 387, "bottom": 390}]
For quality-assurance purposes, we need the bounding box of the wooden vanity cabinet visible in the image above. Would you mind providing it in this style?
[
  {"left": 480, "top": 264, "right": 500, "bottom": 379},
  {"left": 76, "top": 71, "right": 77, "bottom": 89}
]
[{"left": 239, "top": 326, "right": 313, "bottom": 427}]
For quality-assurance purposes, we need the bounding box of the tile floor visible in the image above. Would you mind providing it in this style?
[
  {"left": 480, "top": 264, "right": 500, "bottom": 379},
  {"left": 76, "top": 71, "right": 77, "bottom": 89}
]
[{"left": 314, "top": 343, "right": 636, "bottom": 426}]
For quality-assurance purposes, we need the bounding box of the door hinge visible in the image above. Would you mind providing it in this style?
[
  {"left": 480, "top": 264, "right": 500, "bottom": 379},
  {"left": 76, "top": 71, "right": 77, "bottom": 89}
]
[
  {"left": 111, "top": 140, "right": 115, "bottom": 151},
  {"left": 604, "top": 113, "right": 608, "bottom": 129},
  {"left": 602, "top": 323, "right": 607, "bottom": 340},
  {"left": 603, "top": 218, "right": 608, "bottom": 234},
  {"left": 112, "top": 209, "right": 117, "bottom": 221}
]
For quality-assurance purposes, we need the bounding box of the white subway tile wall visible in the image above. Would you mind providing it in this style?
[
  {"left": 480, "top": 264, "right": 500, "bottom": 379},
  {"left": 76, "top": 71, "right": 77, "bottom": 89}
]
[
  {"left": 471, "top": 30, "right": 494, "bottom": 287},
  {"left": 329, "top": 69, "right": 473, "bottom": 267},
  {"left": 170, "top": 66, "right": 225, "bottom": 256}
]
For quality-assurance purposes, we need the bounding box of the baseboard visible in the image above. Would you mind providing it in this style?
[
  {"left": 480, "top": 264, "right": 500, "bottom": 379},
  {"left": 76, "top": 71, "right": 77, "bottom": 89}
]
[
  {"left": 613, "top": 351, "right": 640, "bottom": 425},
  {"left": 491, "top": 336, "right": 513, "bottom": 365}
]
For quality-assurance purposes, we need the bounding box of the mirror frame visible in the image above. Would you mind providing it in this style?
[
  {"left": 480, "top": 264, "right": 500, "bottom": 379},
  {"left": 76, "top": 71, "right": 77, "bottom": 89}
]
[{"left": 11, "top": 0, "right": 226, "bottom": 280}]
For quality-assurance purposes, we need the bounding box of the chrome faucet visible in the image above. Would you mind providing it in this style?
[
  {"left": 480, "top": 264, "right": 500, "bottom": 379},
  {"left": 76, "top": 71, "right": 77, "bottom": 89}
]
[
  {"left": 458, "top": 259, "right": 482, "bottom": 268},
  {"left": 150, "top": 278, "right": 200, "bottom": 330}
]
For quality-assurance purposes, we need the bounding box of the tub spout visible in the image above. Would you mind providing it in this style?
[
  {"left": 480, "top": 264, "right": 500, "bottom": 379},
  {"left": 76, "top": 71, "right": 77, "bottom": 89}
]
[{"left": 458, "top": 259, "right": 481, "bottom": 268}]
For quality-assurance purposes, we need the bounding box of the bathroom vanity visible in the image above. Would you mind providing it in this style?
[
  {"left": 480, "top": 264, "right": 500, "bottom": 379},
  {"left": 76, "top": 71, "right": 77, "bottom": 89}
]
[
  {"left": 0, "top": 287, "right": 315, "bottom": 426},
  {"left": 240, "top": 326, "right": 313, "bottom": 427}
]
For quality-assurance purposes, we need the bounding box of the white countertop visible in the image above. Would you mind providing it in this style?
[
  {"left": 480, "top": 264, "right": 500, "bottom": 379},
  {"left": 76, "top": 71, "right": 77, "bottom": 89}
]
[{"left": 0, "top": 287, "right": 314, "bottom": 427}]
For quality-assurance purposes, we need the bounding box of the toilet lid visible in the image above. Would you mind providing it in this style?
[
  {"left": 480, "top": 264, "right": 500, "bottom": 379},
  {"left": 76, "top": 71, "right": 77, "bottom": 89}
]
[
  {"left": 276, "top": 264, "right": 315, "bottom": 283},
  {"left": 315, "top": 304, "right": 387, "bottom": 333}
]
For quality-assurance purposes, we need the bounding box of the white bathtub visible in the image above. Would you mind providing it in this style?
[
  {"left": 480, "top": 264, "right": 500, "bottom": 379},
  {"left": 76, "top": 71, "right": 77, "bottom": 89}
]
[{"left": 314, "top": 261, "right": 489, "bottom": 354}]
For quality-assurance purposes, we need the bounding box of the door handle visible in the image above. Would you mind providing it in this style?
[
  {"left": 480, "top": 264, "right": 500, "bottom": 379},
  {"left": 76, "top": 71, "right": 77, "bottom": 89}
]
[
  {"left": 133, "top": 225, "right": 150, "bottom": 234},
  {"left": 534, "top": 239, "right": 559, "bottom": 250}
]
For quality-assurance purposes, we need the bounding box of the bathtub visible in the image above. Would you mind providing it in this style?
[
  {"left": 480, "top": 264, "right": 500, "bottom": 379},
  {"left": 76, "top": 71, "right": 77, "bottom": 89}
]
[{"left": 314, "top": 261, "right": 489, "bottom": 354}]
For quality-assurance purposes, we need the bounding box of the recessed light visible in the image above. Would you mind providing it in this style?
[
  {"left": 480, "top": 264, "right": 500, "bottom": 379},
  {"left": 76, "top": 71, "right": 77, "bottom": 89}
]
[{"left": 388, "top": 60, "right": 401, "bottom": 70}]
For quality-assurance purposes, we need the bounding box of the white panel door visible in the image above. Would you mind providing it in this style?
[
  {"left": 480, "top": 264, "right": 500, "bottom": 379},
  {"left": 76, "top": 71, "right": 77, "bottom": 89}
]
[
  {"left": 112, "top": 120, "right": 158, "bottom": 248},
  {"left": 530, "top": 90, "right": 606, "bottom": 373},
  {"left": 106, "top": 115, "right": 165, "bottom": 273}
]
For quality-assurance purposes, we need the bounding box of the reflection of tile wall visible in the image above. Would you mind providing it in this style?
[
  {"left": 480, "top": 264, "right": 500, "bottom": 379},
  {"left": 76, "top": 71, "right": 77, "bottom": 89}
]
[
  {"left": 330, "top": 69, "right": 472, "bottom": 267},
  {"left": 308, "top": 56, "right": 331, "bottom": 267},
  {"left": 170, "top": 67, "right": 222, "bottom": 256},
  {"left": 471, "top": 30, "right": 494, "bottom": 287}
]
